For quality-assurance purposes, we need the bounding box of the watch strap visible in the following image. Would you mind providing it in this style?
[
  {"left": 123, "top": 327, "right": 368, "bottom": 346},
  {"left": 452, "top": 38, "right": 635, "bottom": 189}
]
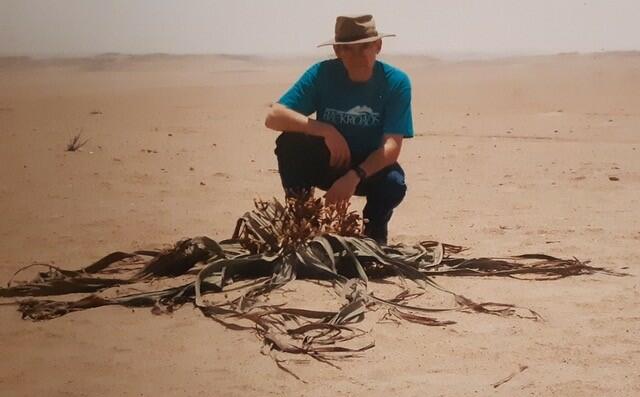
[{"left": 353, "top": 165, "right": 367, "bottom": 181}]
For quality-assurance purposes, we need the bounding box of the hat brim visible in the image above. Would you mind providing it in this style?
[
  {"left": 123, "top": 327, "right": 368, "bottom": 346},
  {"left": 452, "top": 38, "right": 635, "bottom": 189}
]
[{"left": 317, "top": 33, "right": 396, "bottom": 47}]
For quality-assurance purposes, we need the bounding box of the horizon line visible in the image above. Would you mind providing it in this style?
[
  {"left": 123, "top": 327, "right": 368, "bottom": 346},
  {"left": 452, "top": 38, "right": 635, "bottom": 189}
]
[{"left": 1, "top": 49, "right": 640, "bottom": 61}]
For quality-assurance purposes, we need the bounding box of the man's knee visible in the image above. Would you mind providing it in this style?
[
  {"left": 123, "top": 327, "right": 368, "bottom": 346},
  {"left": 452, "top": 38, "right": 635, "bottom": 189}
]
[
  {"left": 374, "top": 167, "right": 407, "bottom": 207},
  {"left": 387, "top": 172, "right": 407, "bottom": 205},
  {"left": 275, "top": 132, "right": 331, "bottom": 172},
  {"left": 274, "top": 132, "right": 334, "bottom": 190},
  {"left": 275, "top": 132, "right": 302, "bottom": 158},
  {"left": 275, "top": 132, "right": 327, "bottom": 156}
]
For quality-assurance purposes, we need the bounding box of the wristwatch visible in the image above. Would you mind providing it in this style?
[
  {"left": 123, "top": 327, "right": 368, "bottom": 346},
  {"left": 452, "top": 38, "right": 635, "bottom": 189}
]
[{"left": 352, "top": 165, "right": 367, "bottom": 181}]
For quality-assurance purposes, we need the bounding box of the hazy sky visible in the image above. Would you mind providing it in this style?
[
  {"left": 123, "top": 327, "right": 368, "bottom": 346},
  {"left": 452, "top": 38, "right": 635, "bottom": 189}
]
[{"left": 1, "top": 0, "right": 639, "bottom": 57}]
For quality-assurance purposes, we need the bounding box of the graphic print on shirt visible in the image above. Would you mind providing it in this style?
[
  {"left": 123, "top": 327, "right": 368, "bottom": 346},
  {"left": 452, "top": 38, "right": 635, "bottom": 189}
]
[{"left": 323, "top": 105, "right": 381, "bottom": 128}]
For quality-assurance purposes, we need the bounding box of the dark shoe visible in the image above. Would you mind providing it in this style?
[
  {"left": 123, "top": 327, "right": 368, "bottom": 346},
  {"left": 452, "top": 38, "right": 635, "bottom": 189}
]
[{"left": 364, "top": 223, "right": 388, "bottom": 246}]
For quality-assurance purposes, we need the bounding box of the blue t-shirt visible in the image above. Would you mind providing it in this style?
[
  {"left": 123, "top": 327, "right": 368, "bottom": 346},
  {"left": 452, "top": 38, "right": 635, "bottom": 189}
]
[{"left": 278, "top": 59, "right": 413, "bottom": 161}]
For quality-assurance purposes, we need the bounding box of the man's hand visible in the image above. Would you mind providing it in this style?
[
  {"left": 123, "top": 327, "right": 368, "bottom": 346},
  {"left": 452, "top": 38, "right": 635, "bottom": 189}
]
[
  {"left": 316, "top": 123, "right": 351, "bottom": 170},
  {"left": 325, "top": 170, "right": 360, "bottom": 204}
]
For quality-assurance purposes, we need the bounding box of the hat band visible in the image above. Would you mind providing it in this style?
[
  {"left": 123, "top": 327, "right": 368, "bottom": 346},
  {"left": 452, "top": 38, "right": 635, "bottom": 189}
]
[{"left": 336, "top": 29, "right": 378, "bottom": 43}]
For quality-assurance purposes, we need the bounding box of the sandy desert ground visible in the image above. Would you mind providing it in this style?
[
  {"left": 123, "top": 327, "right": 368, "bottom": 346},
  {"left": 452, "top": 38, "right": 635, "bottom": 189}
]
[{"left": 0, "top": 52, "right": 639, "bottom": 396}]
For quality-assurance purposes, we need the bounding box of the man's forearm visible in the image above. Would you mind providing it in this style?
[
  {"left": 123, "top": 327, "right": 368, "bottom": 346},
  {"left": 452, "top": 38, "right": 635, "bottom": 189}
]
[
  {"left": 356, "top": 135, "right": 403, "bottom": 178},
  {"left": 264, "top": 103, "right": 327, "bottom": 138}
]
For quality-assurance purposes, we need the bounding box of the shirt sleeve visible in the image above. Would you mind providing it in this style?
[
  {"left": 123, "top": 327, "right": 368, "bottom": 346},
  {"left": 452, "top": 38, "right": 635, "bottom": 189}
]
[
  {"left": 383, "top": 71, "right": 414, "bottom": 138},
  {"left": 277, "top": 62, "right": 320, "bottom": 116}
]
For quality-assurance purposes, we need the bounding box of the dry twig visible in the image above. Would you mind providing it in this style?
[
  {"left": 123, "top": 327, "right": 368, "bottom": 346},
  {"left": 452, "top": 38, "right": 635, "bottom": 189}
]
[{"left": 66, "top": 132, "right": 89, "bottom": 152}]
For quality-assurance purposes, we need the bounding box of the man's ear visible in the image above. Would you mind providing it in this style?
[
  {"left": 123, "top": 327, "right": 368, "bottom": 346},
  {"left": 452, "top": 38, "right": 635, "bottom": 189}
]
[
  {"left": 333, "top": 45, "right": 341, "bottom": 58},
  {"left": 376, "top": 39, "right": 382, "bottom": 54}
]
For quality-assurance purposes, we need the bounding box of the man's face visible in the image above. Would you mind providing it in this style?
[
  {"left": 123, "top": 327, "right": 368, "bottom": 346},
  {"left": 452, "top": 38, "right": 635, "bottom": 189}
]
[{"left": 334, "top": 39, "right": 382, "bottom": 82}]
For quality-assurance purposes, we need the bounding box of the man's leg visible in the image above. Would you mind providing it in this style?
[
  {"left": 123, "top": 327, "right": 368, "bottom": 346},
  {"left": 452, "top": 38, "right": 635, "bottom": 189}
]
[
  {"left": 357, "top": 163, "right": 407, "bottom": 244},
  {"left": 274, "top": 132, "right": 335, "bottom": 196}
]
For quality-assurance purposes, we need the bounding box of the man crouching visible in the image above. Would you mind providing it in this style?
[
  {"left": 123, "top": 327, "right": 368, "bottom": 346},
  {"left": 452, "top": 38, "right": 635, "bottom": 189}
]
[{"left": 265, "top": 14, "right": 413, "bottom": 245}]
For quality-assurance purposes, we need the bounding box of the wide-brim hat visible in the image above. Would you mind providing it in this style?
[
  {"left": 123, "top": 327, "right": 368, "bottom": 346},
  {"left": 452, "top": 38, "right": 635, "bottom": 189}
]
[{"left": 317, "top": 14, "right": 396, "bottom": 47}]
